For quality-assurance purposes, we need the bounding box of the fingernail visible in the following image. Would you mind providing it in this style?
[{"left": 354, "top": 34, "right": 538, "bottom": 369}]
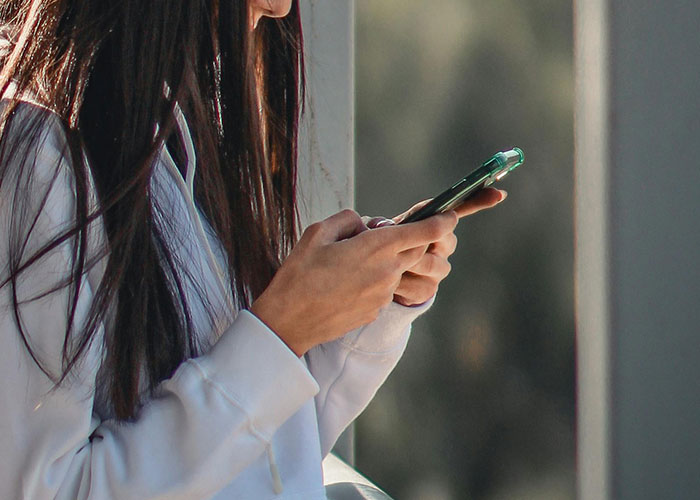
[
  {"left": 375, "top": 219, "right": 396, "bottom": 227},
  {"left": 499, "top": 190, "right": 508, "bottom": 202},
  {"left": 366, "top": 217, "right": 396, "bottom": 228}
]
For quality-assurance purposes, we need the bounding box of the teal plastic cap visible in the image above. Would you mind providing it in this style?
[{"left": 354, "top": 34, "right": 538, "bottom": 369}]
[
  {"left": 501, "top": 147, "right": 524, "bottom": 172},
  {"left": 491, "top": 147, "right": 525, "bottom": 173}
]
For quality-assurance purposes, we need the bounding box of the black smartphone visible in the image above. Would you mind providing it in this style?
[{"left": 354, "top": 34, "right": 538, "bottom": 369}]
[{"left": 400, "top": 148, "right": 524, "bottom": 224}]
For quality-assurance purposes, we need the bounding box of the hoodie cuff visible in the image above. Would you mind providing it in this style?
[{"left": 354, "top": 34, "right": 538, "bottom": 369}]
[
  {"left": 194, "top": 310, "right": 320, "bottom": 442},
  {"left": 339, "top": 294, "right": 436, "bottom": 354}
]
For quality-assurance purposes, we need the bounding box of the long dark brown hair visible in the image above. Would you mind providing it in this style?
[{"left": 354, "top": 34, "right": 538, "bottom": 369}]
[{"left": 0, "top": 0, "right": 304, "bottom": 419}]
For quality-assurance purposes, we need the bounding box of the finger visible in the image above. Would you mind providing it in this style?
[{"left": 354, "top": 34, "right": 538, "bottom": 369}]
[
  {"left": 407, "top": 253, "right": 451, "bottom": 279},
  {"left": 393, "top": 273, "right": 439, "bottom": 306},
  {"left": 454, "top": 188, "right": 506, "bottom": 219},
  {"left": 397, "top": 245, "right": 430, "bottom": 271},
  {"left": 375, "top": 211, "right": 458, "bottom": 253},
  {"left": 392, "top": 199, "right": 432, "bottom": 224},
  {"left": 313, "top": 209, "right": 366, "bottom": 243},
  {"left": 428, "top": 232, "right": 458, "bottom": 259}
]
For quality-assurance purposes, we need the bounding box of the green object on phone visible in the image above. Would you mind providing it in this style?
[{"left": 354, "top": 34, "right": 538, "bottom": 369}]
[{"left": 400, "top": 148, "right": 525, "bottom": 224}]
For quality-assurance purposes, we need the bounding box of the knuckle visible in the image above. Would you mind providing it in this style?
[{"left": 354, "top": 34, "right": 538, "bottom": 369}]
[
  {"left": 445, "top": 210, "right": 458, "bottom": 226},
  {"left": 428, "top": 256, "right": 448, "bottom": 277},
  {"left": 340, "top": 208, "right": 359, "bottom": 221},
  {"left": 443, "top": 259, "right": 452, "bottom": 277},
  {"left": 448, "top": 233, "right": 458, "bottom": 253},
  {"left": 304, "top": 222, "right": 323, "bottom": 240},
  {"left": 431, "top": 214, "right": 456, "bottom": 239}
]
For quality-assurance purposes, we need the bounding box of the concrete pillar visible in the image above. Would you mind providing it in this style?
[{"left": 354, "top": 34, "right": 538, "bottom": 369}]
[{"left": 575, "top": 1, "right": 700, "bottom": 499}]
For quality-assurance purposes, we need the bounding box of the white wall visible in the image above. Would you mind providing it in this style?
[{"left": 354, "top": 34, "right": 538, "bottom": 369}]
[{"left": 298, "top": 0, "right": 356, "bottom": 465}]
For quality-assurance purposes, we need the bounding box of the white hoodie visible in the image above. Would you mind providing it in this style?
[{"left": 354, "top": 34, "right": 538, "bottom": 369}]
[{"left": 0, "top": 101, "right": 431, "bottom": 499}]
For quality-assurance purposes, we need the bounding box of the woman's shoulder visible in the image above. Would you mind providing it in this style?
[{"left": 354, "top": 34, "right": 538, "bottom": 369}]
[
  {"left": 1, "top": 95, "right": 69, "bottom": 154},
  {"left": 0, "top": 98, "right": 86, "bottom": 251},
  {"left": 0, "top": 96, "right": 106, "bottom": 290},
  {"left": 0, "top": 97, "right": 77, "bottom": 205}
]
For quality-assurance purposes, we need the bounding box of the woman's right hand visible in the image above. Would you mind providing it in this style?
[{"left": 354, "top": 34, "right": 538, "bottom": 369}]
[{"left": 250, "top": 209, "right": 457, "bottom": 356}]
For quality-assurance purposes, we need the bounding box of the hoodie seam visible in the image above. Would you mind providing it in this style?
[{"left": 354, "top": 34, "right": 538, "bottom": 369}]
[
  {"left": 185, "top": 358, "right": 271, "bottom": 445},
  {"left": 336, "top": 328, "right": 410, "bottom": 356},
  {"left": 317, "top": 342, "right": 354, "bottom": 423}
]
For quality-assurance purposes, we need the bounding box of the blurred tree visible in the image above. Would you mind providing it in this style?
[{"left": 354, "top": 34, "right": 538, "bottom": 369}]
[{"left": 355, "top": 1, "right": 574, "bottom": 499}]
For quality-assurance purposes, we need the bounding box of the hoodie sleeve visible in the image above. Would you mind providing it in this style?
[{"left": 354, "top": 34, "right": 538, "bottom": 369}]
[
  {"left": 0, "top": 105, "right": 319, "bottom": 499},
  {"left": 306, "top": 292, "right": 435, "bottom": 457}
]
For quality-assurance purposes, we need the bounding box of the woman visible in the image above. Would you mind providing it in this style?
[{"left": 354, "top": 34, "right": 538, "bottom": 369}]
[{"left": 0, "top": 0, "right": 505, "bottom": 498}]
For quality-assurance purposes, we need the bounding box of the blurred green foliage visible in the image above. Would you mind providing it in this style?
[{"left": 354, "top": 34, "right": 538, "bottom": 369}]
[{"left": 354, "top": 1, "right": 574, "bottom": 499}]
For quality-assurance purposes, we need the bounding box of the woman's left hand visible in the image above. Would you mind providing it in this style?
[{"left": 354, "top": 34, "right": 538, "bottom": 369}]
[{"left": 366, "top": 187, "right": 507, "bottom": 306}]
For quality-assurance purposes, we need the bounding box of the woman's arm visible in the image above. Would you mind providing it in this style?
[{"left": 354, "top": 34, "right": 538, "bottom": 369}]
[{"left": 0, "top": 114, "right": 319, "bottom": 499}]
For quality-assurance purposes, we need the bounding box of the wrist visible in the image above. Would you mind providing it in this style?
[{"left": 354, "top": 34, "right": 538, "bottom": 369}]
[{"left": 250, "top": 296, "right": 309, "bottom": 357}]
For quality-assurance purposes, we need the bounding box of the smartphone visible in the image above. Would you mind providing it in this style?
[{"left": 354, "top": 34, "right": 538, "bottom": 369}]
[{"left": 399, "top": 148, "right": 525, "bottom": 224}]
